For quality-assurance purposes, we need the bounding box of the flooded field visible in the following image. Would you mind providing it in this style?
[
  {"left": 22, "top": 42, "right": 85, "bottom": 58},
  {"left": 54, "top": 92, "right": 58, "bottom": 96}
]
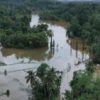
[{"left": 0, "top": 15, "right": 89, "bottom": 100}]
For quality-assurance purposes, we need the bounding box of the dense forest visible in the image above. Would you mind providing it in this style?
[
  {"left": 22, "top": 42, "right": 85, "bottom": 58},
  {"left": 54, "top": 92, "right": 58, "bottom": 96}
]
[
  {"left": 0, "top": 0, "right": 100, "bottom": 100},
  {"left": 0, "top": 0, "right": 52, "bottom": 48}
]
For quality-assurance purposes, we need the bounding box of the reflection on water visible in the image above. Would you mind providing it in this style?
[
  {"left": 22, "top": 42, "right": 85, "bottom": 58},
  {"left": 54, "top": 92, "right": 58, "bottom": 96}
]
[
  {"left": 1, "top": 47, "right": 51, "bottom": 62},
  {"left": 68, "top": 38, "right": 88, "bottom": 52},
  {"left": 0, "top": 15, "right": 89, "bottom": 100},
  {"left": 68, "top": 38, "right": 89, "bottom": 62}
]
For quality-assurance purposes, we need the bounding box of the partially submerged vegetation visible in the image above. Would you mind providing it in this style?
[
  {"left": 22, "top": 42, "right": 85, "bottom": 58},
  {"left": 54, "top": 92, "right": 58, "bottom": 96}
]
[
  {"left": 65, "top": 61, "right": 100, "bottom": 100},
  {"left": 65, "top": 70, "right": 100, "bottom": 100},
  {"left": 1, "top": 1, "right": 100, "bottom": 62},
  {"left": 26, "top": 63, "right": 62, "bottom": 100},
  {"left": 0, "top": 0, "right": 100, "bottom": 100},
  {"left": 38, "top": 2, "right": 100, "bottom": 63}
]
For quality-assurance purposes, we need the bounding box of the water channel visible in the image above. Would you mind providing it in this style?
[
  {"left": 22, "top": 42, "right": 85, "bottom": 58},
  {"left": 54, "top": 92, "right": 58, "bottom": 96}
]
[{"left": 0, "top": 14, "right": 89, "bottom": 100}]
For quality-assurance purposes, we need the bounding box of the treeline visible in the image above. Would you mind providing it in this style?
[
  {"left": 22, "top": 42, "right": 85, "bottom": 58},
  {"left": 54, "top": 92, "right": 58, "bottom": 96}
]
[
  {"left": 65, "top": 4, "right": 100, "bottom": 63},
  {"left": 0, "top": 0, "right": 50, "bottom": 49}
]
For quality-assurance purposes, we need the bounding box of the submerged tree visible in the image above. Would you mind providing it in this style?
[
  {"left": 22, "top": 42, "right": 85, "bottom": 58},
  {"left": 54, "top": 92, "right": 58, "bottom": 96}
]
[{"left": 26, "top": 63, "right": 62, "bottom": 100}]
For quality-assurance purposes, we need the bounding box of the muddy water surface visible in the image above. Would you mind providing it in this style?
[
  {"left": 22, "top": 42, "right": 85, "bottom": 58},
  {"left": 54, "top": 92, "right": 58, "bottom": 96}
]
[{"left": 0, "top": 15, "right": 89, "bottom": 100}]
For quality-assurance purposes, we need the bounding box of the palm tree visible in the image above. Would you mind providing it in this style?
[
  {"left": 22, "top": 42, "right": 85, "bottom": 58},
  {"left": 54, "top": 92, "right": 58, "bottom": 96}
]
[
  {"left": 25, "top": 70, "right": 36, "bottom": 88},
  {"left": 26, "top": 63, "right": 62, "bottom": 100}
]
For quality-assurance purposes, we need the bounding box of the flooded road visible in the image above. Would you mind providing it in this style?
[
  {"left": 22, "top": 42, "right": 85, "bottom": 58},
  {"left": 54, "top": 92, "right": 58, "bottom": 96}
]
[{"left": 0, "top": 15, "right": 89, "bottom": 100}]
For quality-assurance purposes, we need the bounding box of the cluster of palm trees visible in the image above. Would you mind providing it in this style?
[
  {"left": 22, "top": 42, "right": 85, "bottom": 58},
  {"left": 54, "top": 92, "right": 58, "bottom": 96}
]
[{"left": 26, "top": 63, "right": 62, "bottom": 100}]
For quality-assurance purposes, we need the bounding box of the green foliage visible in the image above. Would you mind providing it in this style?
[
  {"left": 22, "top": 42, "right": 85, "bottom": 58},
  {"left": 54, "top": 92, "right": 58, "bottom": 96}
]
[
  {"left": 0, "top": 0, "right": 49, "bottom": 49},
  {"left": 65, "top": 71, "right": 100, "bottom": 100},
  {"left": 86, "top": 61, "right": 95, "bottom": 73},
  {"left": 70, "top": 17, "right": 81, "bottom": 37},
  {"left": 91, "top": 43, "right": 100, "bottom": 63},
  {"left": 26, "top": 63, "right": 62, "bottom": 100},
  {"left": 0, "top": 17, "right": 48, "bottom": 49},
  {"left": 0, "top": 30, "right": 48, "bottom": 48}
]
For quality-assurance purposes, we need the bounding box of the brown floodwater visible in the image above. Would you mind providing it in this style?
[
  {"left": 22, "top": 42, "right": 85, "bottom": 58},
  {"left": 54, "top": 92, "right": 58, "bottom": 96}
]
[{"left": 0, "top": 14, "right": 89, "bottom": 100}]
